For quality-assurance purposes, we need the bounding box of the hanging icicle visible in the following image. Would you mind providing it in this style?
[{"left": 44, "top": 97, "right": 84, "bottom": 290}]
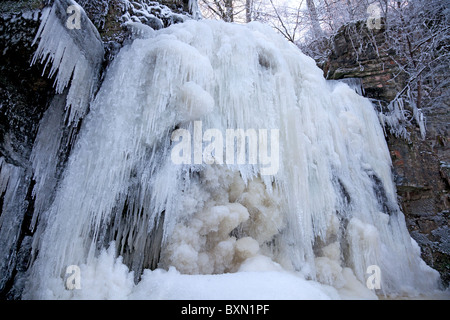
[{"left": 31, "top": 0, "right": 104, "bottom": 125}]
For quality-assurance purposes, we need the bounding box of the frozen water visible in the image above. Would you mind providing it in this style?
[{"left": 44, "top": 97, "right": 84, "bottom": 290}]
[
  {"left": 31, "top": 0, "right": 104, "bottom": 125},
  {"left": 0, "top": 158, "right": 28, "bottom": 293},
  {"left": 22, "top": 19, "right": 442, "bottom": 299}
]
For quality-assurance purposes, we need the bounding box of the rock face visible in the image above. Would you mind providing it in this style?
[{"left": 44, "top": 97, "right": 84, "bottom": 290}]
[
  {"left": 76, "top": 0, "right": 194, "bottom": 40},
  {"left": 0, "top": 1, "right": 52, "bottom": 170},
  {"left": 323, "top": 20, "right": 406, "bottom": 103},
  {"left": 389, "top": 131, "right": 449, "bottom": 287},
  {"left": 322, "top": 20, "right": 449, "bottom": 287}
]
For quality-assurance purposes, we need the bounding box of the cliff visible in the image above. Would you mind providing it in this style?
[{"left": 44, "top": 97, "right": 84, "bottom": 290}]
[{"left": 318, "top": 20, "right": 449, "bottom": 286}]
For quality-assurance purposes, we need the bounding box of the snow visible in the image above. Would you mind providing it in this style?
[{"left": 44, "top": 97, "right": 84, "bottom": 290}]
[
  {"left": 134, "top": 268, "right": 338, "bottom": 300},
  {"left": 22, "top": 18, "right": 443, "bottom": 300},
  {"left": 49, "top": 243, "right": 374, "bottom": 300},
  {"left": 119, "top": 0, "right": 195, "bottom": 31}
]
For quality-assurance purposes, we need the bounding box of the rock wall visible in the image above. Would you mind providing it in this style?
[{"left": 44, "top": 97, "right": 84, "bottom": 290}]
[
  {"left": 0, "top": 1, "right": 52, "bottom": 170},
  {"left": 321, "top": 20, "right": 449, "bottom": 287},
  {"left": 322, "top": 21, "right": 405, "bottom": 102}
]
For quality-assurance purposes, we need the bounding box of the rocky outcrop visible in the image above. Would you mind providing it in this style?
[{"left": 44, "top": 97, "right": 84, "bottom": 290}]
[
  {"left": 0, "top": 2, "right": 52, "bottom": 170},
  {"left": 320, "top": 20, "right": 449, "bottom": 287},
  {"left": 322, "top": 20, "right": 406, "bottom": 103}
]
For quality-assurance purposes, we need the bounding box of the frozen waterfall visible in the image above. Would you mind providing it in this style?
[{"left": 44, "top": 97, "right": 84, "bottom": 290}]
[{"left": 17, "top": 7, "right": 443, "bottom": 299}]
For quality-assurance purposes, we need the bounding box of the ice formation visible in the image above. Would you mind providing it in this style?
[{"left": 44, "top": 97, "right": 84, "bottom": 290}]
[
  {"left": 29, "top": 94, "right": 69, "bottom": 228},
  {"left": 20, "top": 12, "right": 443, "bottom": 299},
  {"left": 376, "top": 92, "right": 427, "bottom": 142},
  {"left": 31, "top": 0, "right": 104, "bottom": 125},
  {"left": 0, "top": 158, "right": 28, "bottom": 292}
]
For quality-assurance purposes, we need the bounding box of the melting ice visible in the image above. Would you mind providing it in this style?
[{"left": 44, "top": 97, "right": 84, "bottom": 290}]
[{"left": 21, "top": 16, "right": 442, "bottom": 299}]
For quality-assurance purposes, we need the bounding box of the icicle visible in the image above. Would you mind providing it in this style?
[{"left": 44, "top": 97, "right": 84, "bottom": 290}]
[
  {"left": 0, "top": 158, "right": 28, "bottom": 292},
  {"left": 408, "top": 88, "right": 427, "bottom": 140},
  {"left": 32, "top": 0, "right": 104, "bottom": 125},
  {"left": 329, "top": 78, "right": 365, "bottom": 96},
  {"left": 188, "top": 0, "right": 202, "bottom": 20},
  {"left": 29, "top": 94, "right": 69, "bottom": 232},
  {"left": 377, "top": 97, "right": 411, "bottom": 141}
]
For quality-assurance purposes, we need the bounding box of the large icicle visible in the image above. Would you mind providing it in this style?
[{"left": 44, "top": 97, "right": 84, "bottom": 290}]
[
  {"left": 32, "top": 0, "right": 104, "bottom": 125},
  {"left": 23, "top": 20, "right": 442, "bottom": 300},
  {"left": 29, "top": 93, "right": 70, "bottom": 231}
]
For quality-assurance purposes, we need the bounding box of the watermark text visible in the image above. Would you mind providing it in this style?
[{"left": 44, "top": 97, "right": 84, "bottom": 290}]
[
  {"left": 65, "top": 265, "right": 81, "bottom": 290},
  {"left": 66, "top": 5, "right": 81, "bottom": 30},
  {"left": 171, "top": 121, "right": 280, "bottom": 176},
  {"left": 366, "top": 264, "right": 381, "bottom": 290}
]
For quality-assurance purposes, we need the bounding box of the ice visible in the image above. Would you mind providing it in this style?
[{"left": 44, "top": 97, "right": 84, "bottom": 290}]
[
  {"left": 328, "top": 78, "right": 365, "bottom": 96},
  {"left": 29, "top": 94, "right": 68, "bottom": 230},
  {"left": 32, "top": 0, "right": 104, "bottom": 125},
  {"left": 22, "top": 19, "right": 443, "bottom": 299},
  {"left": 0, "top": 158, "right": 28, "bottom": 292},
  {"left": 35, "top": 242, "right": 380, "bottom": 300},
  {"left": 175, "top": 81, "right": 215, "bottom": 121}
]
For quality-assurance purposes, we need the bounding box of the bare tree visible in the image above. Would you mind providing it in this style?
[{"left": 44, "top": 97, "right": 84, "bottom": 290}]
[
  {"left": 384, "top": 0, "right": 450, "bottom": 115},
  {"left": 246, "top": 0, "right": 253, "bottom": 22},
  {"left": 199, "top": 0, "right": 262, "bottom": 22},
  {"left": 304, "top": 0, "right": 449, "bottom": 138},
  {"left": 306, "top": 0, "right": 323, "bottom": 38},
  {"left": 225, "top": 0, "right": 234, "bottom": 22}
]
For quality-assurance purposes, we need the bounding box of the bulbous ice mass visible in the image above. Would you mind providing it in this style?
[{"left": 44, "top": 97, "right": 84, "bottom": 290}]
[{"left": 22, "top": 15, "right": 441, "bottom": 299}]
